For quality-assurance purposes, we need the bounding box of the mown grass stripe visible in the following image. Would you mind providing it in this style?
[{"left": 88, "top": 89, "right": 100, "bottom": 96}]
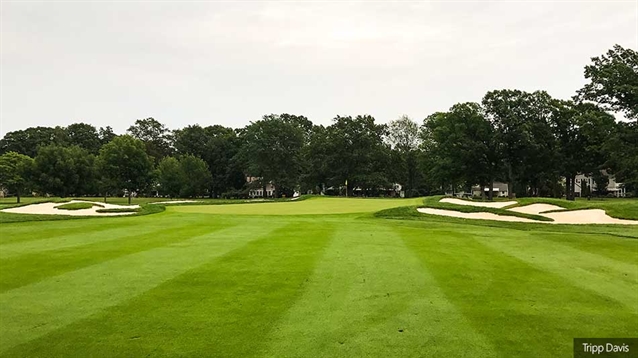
[
  {"left": 0, "top": 216, "right": 195, "bottom": 260},
  {"left": 535, "top": 232, "right": 638, "bottom": 266},
  {"left": 0, "top": 220, "right": 334, "bottom": 358},
  {"left": 0, "top": 219, "right": 284, "bottom": 353},
  {"left": 259, "top": 222, "right": 494, "bottom": 358},
  {"left": 402, "top": 226, "right": 638, "bottom": 358},
  {"left": 0, "top": 217, "right": 237, "bottom": 293},
  {"left": 473, "top": 232, "right": 638, "bottom": 312},
  {"left": 0, "top": 215, "right": 150, "bottom": 245}
]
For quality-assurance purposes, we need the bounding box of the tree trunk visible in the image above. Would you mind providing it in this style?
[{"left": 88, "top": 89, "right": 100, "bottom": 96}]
[
  {"left": 565, "top": 176, "right": 571, "bottom": 200},
  {"left": 128, "top": 191, "right": 132, "bottom": 205},
  {"left": 488, "top": 178, "right": 494, "bottom": 201},
  {"left": 570, "top": 175, "right": 576, "bottom": 201},
  {"left": 104, "top": 192, "right": 107, "bottom": 204},
  {"left": 481, "top": 185, "right": 486, "bottom": 201},
  {"left": 506, "top": 164, "right": 514, "bottom": 199},
  {"left": 16, "top": 191, "right": 20, "bottom": 204}
]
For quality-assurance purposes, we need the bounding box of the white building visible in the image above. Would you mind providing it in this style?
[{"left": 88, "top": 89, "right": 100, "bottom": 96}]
[
  {"left": 471, "top": 182, "right": 509, "bottom": 198},
  {"left": 246, "top": 176, "right": 276, "bottom": 198},
  {"left": 574, "top": 172, "right": 626, "bottom": 197}
]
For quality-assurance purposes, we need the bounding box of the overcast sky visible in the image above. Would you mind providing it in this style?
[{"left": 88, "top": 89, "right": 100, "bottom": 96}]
[{"left": 1, "top": 0, "right": 636, "bottom": 135}]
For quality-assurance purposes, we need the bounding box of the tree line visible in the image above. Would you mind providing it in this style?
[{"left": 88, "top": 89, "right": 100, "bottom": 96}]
[{"left": 0, "top": 44, "right": 636, "bottom": 203}]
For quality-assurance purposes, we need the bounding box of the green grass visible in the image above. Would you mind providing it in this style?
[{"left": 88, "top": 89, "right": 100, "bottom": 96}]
[
  {"left": 0, "top": 197, "right": 636, "bottom": 357},
  {"left": 55, "top": 202, "right": 103, "bottom": 210},
  {"left": 171, "top": 196, "right": 425, "bottom": 215},
  {"left": 95, "top": 208, "right": 140, "bottom": 213}
]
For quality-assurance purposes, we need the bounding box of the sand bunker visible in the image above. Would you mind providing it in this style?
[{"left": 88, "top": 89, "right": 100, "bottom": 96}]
[
  {"left": 1, "top": 200, "right": 139, "bottom": 216},
  {"left": 417, "top": 199, "right": 638, "bottom": 225},
  {"left": 508, "top": 203, "right": 565, "bottom": 215},
  {"left": 541, "top": 209, "right": 638, "bottom": 225},
  {"left": 440, "top": 198, "right": 517, "bottom": 208},
  {"left": 417, "top": 208, "right": 539, "bottom": 223}
]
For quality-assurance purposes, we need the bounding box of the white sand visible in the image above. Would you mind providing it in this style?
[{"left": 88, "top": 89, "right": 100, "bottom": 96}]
[
  {"left": 419, "top": 200, "right": 638, "bottom": 225},
  {"left": 541, "top": 209, "right": 638, "bottom": 225},
  {"left": 508, "top": 203, "right": 565, "bottom": 215},
  {"left": 1, "top": 200, "right": 139, "bottom": 216},
  {"left": 417, "top": 208, "right": 538, "bottom": 223},
  {"left": 150, "top": 200, "right": 200, "bottom": 205},
  {"left": 440, "top": 198, "right": 517, "bottom": 208}
]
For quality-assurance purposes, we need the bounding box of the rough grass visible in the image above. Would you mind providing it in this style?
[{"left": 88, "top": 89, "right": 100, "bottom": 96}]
[
  {"left": 0, "top": 197, "right": 636, "bottom": 357},
  {"left": 95, "top": 208, "right": 140, "bottom": 213},
  {"left": 55, "top": 202, "right": 104, "bottom": 211}
]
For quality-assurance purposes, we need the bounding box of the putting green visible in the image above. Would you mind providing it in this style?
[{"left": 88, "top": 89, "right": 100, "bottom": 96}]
[
  {"left": 171, "top": 196, "right": 425, "bottom": 215},
  {"left": 1, "top": 196, "right": 636, "bottom": 357}
]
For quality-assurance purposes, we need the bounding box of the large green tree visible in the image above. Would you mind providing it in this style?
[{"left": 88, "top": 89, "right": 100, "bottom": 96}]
[
  {"left": 0, "top": 126, "right": 67, "bottom": 157},
  {"left": 173, "top": 124, "right": 244, "bottom": 197},
  {"left": 552, "top": 101, "right": 616, "bottom": 200},
  {"left": 98, "top": 135, "right": 153, "bottom": 204},
  {"left": 33, "top": 145, "right": 97, "bottom": 197},
  {"left": 0, "top": 152, "right": 34, "bottom": 203},
  {"left": 386, "top": 115, "right": 422, "bottom": 196},
  {"left": 424, "top": 103, "right": 500, "bottom": 199},
  {"left": 301, "top": 125, "right": 331, "bottom": 194},
  {"left": 576, "top": 45, "right": 638, "bottom": 195},
  {"left": 127, "top": 117, "right": 173, "bottom": 163},
  {"left": 577, "top": 44, "right": 638, "bottom": 120},
  {"left": 65, "top": 123, "right": 102, "bottom": 154},
  {"left": 98, "top": 126, "right": 117, "bottom": 145},
  {"left": 482, "top": 90, "right": 557, "bottom": 198},
  {"left": 605, "top": 121, "right": 638, "bottom": 192},
  {"left": 179, "top": 155, "right": 212, "bottom": 198},
  {"left": 238, "top": 114, "right": 307, "bottom": 197},
  {"left": 323, "top": 115, "right": 390, "bottom": 196},
  {"left": 157, "top": 157, "right": 184, "bottom": 198}
]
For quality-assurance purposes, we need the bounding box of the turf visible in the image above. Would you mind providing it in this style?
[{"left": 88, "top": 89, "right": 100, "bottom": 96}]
[
  {"left": 0, "top": 197, "right": 636, "bottom": 357},
  {"left": 55, "top": 202, "right": 103, "bottom": 210},
  {"left": 171, "top": 196, "right": 425, "bottom": 215}
]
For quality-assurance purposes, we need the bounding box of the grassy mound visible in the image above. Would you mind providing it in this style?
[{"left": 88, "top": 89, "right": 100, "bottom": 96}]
[
  {"left": 95, "top": 208, "right": 140, "bottom": 213},
  {"left": 418, "top": 196, "right": 553, "bottom": 222},
  {"left": 55, "top": 202, "right": 104, "bottom": 211}
]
